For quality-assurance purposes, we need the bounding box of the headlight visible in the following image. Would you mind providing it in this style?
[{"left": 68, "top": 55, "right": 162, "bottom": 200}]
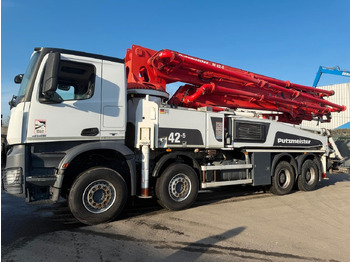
[{"left": 4, "top": 168, "right": 22, "bottom": 185}]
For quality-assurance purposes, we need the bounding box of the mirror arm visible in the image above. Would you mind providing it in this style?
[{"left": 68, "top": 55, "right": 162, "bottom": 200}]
[
  {"left": 39, "top": 93, "right": 63, "bottom": 104},
  {"left": 9, "top": 95, "right": 18, "bottom": 109}
]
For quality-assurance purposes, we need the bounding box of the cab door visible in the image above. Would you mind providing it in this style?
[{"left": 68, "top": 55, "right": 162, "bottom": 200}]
[{"left": 26, "top": 53, "right": 102, "bottom": 143}]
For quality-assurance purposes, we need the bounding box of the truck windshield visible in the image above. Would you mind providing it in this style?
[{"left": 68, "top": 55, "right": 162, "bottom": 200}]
[{"left": 16, "top": 51, "right": 40, "bottom": 100}]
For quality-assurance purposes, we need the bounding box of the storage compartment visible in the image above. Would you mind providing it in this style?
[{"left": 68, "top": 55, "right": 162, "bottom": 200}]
[
  {"left": 203, "top": 160, "right": 248, "bottom": 182},
  {"left": 219, "top": 169, "right": 247, "bottom": 181}
]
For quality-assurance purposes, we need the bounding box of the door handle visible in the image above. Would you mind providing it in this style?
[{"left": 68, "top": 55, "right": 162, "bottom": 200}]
[{"left": 81, "top": 128, "right": 99, "bottom": 136}]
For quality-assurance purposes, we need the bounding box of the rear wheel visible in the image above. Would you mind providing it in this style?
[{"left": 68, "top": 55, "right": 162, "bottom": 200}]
[
  {"left": 298, "top": 159, "right": 319, "bottom": 191},
  {"left": 156, "top": 163, "right": 199, "bottom": 211},
  {"left": 270, "top": 161, "right": 295, "bottom": 195},
  {"left": 68, "top": 167, "right": 127, "bottom": 225}
]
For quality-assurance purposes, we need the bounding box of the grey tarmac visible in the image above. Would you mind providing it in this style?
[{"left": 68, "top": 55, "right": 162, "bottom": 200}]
[{"left": 2, "top": 172, "right": 350, "bottom": 262}]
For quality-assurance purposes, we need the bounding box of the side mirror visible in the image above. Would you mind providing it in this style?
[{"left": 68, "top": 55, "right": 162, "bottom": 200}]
[
  {"left": 14, "top": 74, "right": 24, "bottom": 84},
  {"left": 42, "top": 52, "right": 60, "bottom": 95}
]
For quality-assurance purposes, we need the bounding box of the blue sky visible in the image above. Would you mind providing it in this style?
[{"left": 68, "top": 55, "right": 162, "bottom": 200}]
[{"left": 2, "top": 0, "right": 350, "bottom": 120}]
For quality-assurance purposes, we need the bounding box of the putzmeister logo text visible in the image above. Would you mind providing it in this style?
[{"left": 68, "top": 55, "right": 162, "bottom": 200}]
[{"left": 277, "top": 138, "right": 311, "bottom": 144}]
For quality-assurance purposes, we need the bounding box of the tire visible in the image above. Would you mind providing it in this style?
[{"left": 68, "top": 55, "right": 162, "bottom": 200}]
[
  {"left": 156, "top": 163, "right": 199, "bottom": 211},
  {"left": 270, "top": 161, "right": 295, "bottom": 195},
  {"left": 298, "top": 159, "right": 319, "bottom": 191},
  {"left": 68, "top": 167, "right": 127, "bottom": 225}
]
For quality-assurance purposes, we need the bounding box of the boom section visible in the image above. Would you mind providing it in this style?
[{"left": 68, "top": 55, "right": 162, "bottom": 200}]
[{"left": 125, "top": 45, "right": 345, "bottom": 125}]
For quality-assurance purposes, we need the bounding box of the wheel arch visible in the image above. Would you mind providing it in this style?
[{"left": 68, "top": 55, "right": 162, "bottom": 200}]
[
  {"left": 151, "top": 152, "right": 201, "bottom": 179},
  {"left": 56, "top": 141, "right": 136, "bottom": 197}
]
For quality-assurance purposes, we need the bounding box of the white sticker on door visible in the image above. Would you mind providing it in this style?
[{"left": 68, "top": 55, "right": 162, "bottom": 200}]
[{"left": 34, "top": 119, "right": 47, "bottom": 135}]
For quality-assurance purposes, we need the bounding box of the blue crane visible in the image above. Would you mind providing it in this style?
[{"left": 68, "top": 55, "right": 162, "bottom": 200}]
[{"left": 313, "top": 66, "right": 350, "bottom": 87}]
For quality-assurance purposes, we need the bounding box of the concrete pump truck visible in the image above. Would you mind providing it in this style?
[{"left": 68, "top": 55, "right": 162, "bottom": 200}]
[{"left": 2, "top": 45, "right": 346, "bottom": 225}]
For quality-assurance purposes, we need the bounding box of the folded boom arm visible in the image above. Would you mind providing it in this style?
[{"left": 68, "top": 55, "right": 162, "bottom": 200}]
[{"left": 125, "top": 45, "right": 346, "bottom": 124}]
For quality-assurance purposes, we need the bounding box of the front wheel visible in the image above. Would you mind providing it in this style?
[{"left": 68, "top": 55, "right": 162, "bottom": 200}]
[
  {"left": 68, "top": 167, "right": 127, "bottom": 225},
  {"left": 156, "top": 163, "right": 199, "bottom": 211},
  {"left": 270, "top": 161, "right": 295, "bottom": 195}
]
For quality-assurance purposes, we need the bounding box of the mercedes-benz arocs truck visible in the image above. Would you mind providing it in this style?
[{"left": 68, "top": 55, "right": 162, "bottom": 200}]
[{"left": 2, "top": 45, "right": 345, "bottom": 225}]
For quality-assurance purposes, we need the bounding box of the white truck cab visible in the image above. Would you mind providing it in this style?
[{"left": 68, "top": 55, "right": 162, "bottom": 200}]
[{"left": 3, "top": 48, "right": 134, "bottom": 206}]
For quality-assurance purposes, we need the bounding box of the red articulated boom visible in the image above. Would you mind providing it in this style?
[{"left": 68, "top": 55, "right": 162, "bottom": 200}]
[{"left": 125, "top": 45, "right": 346, "bottom": 125}]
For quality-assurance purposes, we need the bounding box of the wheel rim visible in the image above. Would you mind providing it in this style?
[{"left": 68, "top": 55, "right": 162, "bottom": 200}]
[
  {"left": 82, "top": 179, "right": 116, "bottom": 214},
  {"left": 278, "top": 169, "right": 291, "bottom": 189},
  {"left": 168, "top": 173, "right": 191, "bottom": 202},
  {"left": 305, "top": 167, "right": 316, "bottom": 185}
]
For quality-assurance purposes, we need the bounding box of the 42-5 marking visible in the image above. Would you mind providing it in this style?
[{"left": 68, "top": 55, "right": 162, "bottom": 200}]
[{"left": 168, "top": 132, "right": 186, "bottom": 143}]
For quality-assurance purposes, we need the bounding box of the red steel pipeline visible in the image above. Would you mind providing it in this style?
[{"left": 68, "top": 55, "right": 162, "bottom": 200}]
[
  {"left": 153, "top": 50, "right": 334, "bottom": 97},
  {"left": 152, "top": 50, "right": 345, "bottom": 112}
]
